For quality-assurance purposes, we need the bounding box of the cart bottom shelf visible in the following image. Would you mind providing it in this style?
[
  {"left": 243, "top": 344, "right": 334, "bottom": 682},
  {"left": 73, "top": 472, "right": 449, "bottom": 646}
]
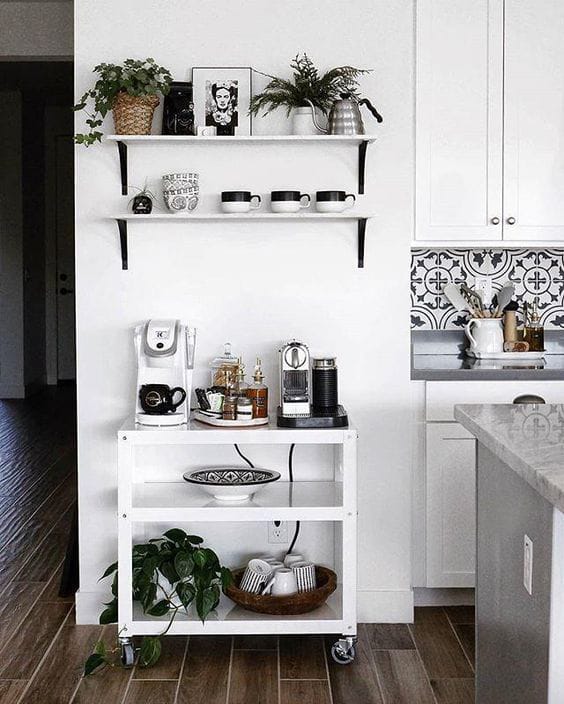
[{"left": 122, "top": 587, "right": 350, "bottom": 636}]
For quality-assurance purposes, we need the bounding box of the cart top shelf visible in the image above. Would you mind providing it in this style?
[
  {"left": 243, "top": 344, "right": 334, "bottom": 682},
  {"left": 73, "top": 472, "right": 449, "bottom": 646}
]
[
  {"left": 119, "top": 416, "right": 357, "bottom": 445},
  {"left": 106, "top": 134, "right": 377, "bottom": 145}
]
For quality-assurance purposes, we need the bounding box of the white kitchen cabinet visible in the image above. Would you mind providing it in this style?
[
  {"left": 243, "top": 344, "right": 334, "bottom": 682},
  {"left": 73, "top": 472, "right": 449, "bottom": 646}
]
[
  {"left": 415, "top": 0, "right": 503, "bottom": 242},
  {"left": 503, "top": 0, "right": 564, "bottom": 241},
  {"left": 426, "top": 423, "right": 476, "bottom": 587},
  {"left": 416, "top": 0, "right": 564, "bottom": 244}
]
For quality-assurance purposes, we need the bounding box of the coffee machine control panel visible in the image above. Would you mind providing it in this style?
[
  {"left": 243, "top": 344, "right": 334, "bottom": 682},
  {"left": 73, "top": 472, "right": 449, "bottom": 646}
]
[{"left": 144, "top": 319, "right": 178, "bottom": 357}]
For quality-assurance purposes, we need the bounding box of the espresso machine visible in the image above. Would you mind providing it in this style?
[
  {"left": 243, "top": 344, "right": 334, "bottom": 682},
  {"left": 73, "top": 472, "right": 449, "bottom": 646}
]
[
  {"left": 134, "top": 319, "right": 196, "bottom": 426},
  {"left": 277, "top": 341, "right": 348, "bottom": 428}
]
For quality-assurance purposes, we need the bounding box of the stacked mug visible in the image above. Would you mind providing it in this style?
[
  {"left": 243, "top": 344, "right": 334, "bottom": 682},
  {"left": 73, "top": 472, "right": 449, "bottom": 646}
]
[
  {"left": 162, "top": 172, "right": 199, "bottom": 213},
  {"left": 239, "top": 554, "right": 317, "bottom": 596}
]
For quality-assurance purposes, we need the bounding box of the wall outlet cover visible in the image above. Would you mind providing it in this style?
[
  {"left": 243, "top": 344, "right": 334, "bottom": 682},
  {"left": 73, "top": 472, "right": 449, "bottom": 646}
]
[
  {"left": 524, "top": 534, "right": 533, "bottom": 595},
  {"left": 268, "top": 521, "right": 288, "bottom": 544},
  {"left": 474, "top": 276, "right": 493, "bottom": 307}
]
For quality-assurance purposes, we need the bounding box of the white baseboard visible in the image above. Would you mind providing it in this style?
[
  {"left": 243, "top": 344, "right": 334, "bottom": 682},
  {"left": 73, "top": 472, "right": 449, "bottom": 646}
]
[
  {"left": 0, "top": 384, "right": 25, "bottom": 399},
  {"left": 414, "top": 587, "right": 475, "bottom": 607},
  {"left": 76, "top": 588, "right": 416, "bottom": 625},
  {"left": 357, "top": 588, "right": 414, "bottom": 623},
  {"left": 75, "top": 589, "right": 105, "bottom": 624}
]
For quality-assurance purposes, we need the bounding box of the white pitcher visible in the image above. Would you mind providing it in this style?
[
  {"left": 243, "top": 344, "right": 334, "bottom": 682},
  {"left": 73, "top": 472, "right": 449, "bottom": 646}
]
[{"left": 465, "top": 318, "right": 504, "bottom": 354}]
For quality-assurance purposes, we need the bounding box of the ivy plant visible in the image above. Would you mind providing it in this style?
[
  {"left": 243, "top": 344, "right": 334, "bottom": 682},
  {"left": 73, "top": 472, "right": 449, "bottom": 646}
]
[
  {"left": 74, "top": 57, "right": 172, "bottom": 146},
  {"left": 84, "top": 528, "right": 232, "bottom": 675},
  {"left": 250, "top": 53, "right": 370, "bottom": 117}
]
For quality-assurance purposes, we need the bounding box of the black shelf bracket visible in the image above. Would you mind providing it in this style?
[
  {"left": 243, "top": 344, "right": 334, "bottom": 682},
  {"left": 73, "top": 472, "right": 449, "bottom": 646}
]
[
  {"left": 357, "top": 218, "right": 367, "bottom": 268},
  {"left": 117, "top": 219, "right": 128, "bottom": 270},
  {"left": 358, "top": 141, "right": 369, "bottom": 195},
  {"left": 117, "top": 141, "right": 128, "bottom": 195}
]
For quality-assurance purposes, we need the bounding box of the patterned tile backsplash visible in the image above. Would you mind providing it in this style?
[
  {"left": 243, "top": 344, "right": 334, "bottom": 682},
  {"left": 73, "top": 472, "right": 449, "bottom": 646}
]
[{"left": 411, "top": 248, "right": 564, "bottom": 330}]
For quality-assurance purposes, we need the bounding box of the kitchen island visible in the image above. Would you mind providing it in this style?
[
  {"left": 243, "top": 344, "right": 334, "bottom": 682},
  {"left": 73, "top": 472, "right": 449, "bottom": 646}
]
[{"left": 455, "top": 403, "right": 564, "bottom": 704}]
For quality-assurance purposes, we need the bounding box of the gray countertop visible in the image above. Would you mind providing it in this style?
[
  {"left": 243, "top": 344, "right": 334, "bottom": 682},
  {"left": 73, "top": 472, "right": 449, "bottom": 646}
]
[
  {"left": 455, "top": 403, "right": 564, "bottom": 512},
  {"left": 412, "top": 330, "right": 564, "bottom": 381}
]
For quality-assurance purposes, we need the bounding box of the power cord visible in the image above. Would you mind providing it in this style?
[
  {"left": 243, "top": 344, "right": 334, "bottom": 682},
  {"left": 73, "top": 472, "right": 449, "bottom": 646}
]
[
  {"left": 234, "top": 444, "right": 254, "bottom": 468},
  {"left": 286, "top": 444, "right": 300, "bottom": 557}
]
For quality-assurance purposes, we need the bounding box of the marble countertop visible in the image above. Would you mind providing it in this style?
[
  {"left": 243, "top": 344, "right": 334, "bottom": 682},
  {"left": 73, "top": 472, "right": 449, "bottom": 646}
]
[{"left": 455, "top": 403, "right": 564, "bottom": 512}]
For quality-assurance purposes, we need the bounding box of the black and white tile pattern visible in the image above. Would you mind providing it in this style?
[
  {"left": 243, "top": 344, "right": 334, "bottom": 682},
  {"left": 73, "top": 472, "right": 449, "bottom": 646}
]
[{"left": 411, "top": 248, "right": 564, "bottom": 330}]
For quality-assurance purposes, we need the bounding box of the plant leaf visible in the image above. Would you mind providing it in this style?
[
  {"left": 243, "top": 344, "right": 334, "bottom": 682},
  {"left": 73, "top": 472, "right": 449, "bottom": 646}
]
[
  {"left": 220, "top": 567, "right": 233, "bottom": 589},
  {"left": 174, "top": 551, "right": 194, "bottom": 579},
  {"left": 140, "top": 582, "right": 157, "bottom": 612},
  {"left": 146, "top": 599, "right": 170, "bottom": 617},
  {"left": 138, "top": 636, "right": 162, "bottom": 668},
  {"left": 99, "top": 600, "right": 117, "bottom": 625},
  {"left": 196, "top": 586, "right": 219, "bottom": 623},
  {"left": 99, "top": 561, "right": 118, "bottom": 581},
  {"left": 94, "top": 640, "right": 107, "bottom": 657},
  {"left": 176, "top": 581, "right": 195, "bottom": 608},
  {"left": 193, "top": 549, "right": 206, "bottom": 569},
  {"left": 159, "top": 560, "right": 179, "bottom": 586},
  {"left": 163, "top": 528, "right": 187, "bottom": 545},
  {"left": 185, "top": 535, "right": 204, "bottom": 545},
  {"left": 84, "top": 653, "right": 106, "bottom": 676}
]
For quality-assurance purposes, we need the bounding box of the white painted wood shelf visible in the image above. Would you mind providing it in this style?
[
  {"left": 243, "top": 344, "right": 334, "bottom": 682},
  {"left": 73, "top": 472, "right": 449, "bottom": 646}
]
[
  {"left": 108, "top": 132, "right": 377, "bottom": 270},
  {"left": 117, "top": 418, "right": 358, "bottom": 640}
]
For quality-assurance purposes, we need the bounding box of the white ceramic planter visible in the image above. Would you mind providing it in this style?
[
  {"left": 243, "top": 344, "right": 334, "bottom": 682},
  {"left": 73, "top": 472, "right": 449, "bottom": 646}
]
[{"left": 291, "top": 106, "right": 324, "bottom": 135}]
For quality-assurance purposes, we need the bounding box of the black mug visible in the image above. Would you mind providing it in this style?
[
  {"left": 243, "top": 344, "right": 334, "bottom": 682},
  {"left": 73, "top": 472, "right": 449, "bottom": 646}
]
[{"left": 139, "top": 384, "right": 186, "bottom": 415}]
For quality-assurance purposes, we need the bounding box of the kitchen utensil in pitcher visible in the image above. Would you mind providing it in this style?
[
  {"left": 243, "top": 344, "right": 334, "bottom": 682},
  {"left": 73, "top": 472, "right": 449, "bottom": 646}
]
[
  {"left": 306, "top": 94, "right": 383, "bottom": 135},
  {"left": 443, "top": 283, "right": 474, "bottom": 314},
  {"left": 492, "top": 284, "right": 515, "bottom": 317}
]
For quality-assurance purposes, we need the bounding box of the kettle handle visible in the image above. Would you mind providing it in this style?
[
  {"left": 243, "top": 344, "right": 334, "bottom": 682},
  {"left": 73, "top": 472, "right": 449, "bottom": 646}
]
[
  {"left": 359, "top": 98, "right": 383, "bottom": 124},
  {"left": 305, "top": 99, "right": 328, "bottom": 134}
]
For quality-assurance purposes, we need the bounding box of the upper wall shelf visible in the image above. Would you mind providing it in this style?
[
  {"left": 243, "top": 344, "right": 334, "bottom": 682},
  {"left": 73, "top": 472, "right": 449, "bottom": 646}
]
[{"left": 106, "top": 134, "right": 377, "bottom": 197}]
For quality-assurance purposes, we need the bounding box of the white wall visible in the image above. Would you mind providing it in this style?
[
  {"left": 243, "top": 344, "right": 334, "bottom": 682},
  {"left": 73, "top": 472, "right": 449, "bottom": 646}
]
[
  {"left": 0, "top": 1, "right": 72, "bottom": 59},
  {"left": 0, "top": 91, "right": 25, "bottom": 398},
  {"left": 75, "top": 0, "right": 414, "bottom": 623}
]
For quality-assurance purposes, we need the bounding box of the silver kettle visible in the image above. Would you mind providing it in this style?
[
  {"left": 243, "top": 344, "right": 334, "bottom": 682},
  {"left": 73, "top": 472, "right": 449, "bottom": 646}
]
[{"left": 307, "top": 93, "right": 383, "bottom": 135}]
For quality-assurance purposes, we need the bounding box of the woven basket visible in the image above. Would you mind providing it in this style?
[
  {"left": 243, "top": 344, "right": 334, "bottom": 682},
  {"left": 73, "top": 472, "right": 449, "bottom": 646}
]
[
  {"left": 224, "top": 566, "right": 337, "bottom": 616},
  {"left": 112, "top": 91, "right": 160, "bottom": 135}
]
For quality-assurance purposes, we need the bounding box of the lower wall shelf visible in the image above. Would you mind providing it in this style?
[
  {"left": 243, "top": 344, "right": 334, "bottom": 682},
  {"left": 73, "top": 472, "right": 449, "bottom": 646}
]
[{"left": 112, "top": 213, "right": 372, "bottom": 270}]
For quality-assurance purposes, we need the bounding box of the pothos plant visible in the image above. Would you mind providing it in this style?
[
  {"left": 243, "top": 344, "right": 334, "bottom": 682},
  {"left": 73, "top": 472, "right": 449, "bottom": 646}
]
[
  {"left": 250, "top": 53, "right": 370, "bottom": 117},
  {"left": 84, "top": 528, "right": 232, "bottom": 675},
  {"left": 73, "top": 57, "right": 172, "bottom": 146}
]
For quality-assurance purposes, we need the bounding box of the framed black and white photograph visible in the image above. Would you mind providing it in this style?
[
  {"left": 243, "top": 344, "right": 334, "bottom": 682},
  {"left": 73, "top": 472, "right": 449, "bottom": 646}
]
[{"left": 192, "top": 67, "right": 252, "bottom": 136}]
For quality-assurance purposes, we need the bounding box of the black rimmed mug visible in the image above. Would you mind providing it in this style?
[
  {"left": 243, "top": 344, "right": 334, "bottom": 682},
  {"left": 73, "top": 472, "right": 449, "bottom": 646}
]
[
  {"left": 315, "top": 190, "right": 356, "bottom": 213},
  {"left": 221, "top": 191, "right": 262, "bottom": 213},
  {"left": 270, "top": 190, "right": 311, "bottom": 213},
  {"left": 139, "top": 384, "right": 186, "bottom": 415}
]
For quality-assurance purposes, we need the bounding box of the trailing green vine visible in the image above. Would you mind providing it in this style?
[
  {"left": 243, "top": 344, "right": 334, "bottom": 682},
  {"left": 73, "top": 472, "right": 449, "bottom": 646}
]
[{"left": 84, "top": 528, "right": 232, "bottom": 675}]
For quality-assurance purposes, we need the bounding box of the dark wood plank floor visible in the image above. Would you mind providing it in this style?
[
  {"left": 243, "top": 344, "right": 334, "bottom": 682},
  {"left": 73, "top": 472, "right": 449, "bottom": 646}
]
[{"left": 0, "top": 387, "right": 475, "bottom": 703}]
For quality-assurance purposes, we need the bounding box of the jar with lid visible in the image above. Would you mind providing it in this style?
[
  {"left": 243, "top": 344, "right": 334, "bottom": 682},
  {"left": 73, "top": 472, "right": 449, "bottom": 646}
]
[
  {"left": 236, "top": 397, "right": 253, "bottom": 420},
  {"left": 210, "top": 342, "right": 239, "bottom": 388},
  {"left": 222, "top": 395, "right": 237, "bottom": 421}
]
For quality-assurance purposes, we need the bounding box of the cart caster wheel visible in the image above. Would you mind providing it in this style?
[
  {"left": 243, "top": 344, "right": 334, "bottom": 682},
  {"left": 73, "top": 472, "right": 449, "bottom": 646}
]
[
  {"left": 120, "top": 642, "right": 135, "bottom": 668},
  {"left": 331, "top": 640, "right": 356, "bottom": 665}
]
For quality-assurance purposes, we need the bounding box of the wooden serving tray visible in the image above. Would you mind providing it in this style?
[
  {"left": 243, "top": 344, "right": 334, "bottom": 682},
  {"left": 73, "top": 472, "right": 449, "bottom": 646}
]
[{"left": 224, "top": 566, "right": 337, "bottom": 615}]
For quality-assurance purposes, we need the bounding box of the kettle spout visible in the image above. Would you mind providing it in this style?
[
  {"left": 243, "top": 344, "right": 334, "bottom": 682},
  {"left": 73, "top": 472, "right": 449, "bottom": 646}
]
[{"left": 305, "top": 99, "right": 328, "bottom": 134}]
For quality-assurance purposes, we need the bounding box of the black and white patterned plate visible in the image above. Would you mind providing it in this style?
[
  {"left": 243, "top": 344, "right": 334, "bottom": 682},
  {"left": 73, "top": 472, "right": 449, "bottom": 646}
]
[{"left": 183, "top": 468, "right": 281, "bottom": 486}]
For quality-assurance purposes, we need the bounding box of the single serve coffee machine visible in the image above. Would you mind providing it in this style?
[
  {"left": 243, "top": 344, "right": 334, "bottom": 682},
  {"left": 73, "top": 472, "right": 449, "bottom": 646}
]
[{"left": 134, "top": 319, "right": 196, "bottom": 426}]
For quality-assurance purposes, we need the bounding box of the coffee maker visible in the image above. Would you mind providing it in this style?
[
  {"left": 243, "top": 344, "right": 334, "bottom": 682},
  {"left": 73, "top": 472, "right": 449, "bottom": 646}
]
[
  {"left": 277, "top": 340, "right": 348, "bottom": 428},
  {"left": 134, "top": 319, "right": 196, "bottom": 426}
]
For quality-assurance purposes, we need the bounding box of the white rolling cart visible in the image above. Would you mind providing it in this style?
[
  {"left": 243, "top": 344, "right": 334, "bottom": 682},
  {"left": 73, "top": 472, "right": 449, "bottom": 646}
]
[{"left": 116, "top": 418, "right": 358, "bottom": 665}]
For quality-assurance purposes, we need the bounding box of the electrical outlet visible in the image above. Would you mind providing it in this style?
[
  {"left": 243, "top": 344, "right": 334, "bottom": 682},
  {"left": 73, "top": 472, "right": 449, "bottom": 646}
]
[
  {"left": 268, "top": 521, "right": 288, "bottom": 544},
  {"left": 524, "top": 534, "right": 533, "bottom": 595},
  {"left": 474, "top": 276, "right": 493, "bottom": 307}
]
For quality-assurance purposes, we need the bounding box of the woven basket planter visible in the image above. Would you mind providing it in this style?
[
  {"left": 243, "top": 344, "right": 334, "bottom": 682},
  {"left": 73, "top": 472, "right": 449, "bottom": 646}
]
[{"left": 112, "top": 92, "right": 160, "bottom": 135}]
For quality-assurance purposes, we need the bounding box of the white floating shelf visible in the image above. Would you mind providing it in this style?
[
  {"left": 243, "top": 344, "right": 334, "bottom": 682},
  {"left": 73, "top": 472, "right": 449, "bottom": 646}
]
[
  {"left": 114, "top": 212, "right": 373, "bottom": 222},
  {"left": 131, "top": 481, "right": 344, "bottom": 522},
  {"left": 106, "top": 134, "right": 377, "bottom": 144}
]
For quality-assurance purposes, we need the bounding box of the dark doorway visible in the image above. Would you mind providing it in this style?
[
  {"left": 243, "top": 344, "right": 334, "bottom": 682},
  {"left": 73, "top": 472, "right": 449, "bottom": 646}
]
[{"left": 0, "top": 61, "right": 74, "bottom": 396}]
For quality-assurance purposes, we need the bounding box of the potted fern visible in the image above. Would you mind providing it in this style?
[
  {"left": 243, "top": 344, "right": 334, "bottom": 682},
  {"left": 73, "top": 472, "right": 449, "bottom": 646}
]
[
  {"left": 74, "top": 58, "right": 173, "bottom": 146},
  {"left": 250, "top": 54, "right": 370, "bottom": 135}
]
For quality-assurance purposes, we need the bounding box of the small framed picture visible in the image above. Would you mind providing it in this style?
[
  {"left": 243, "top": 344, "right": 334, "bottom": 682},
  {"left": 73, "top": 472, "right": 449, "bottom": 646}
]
[{"left": 192, "top": 67, "right": 252, "bottom": 136}]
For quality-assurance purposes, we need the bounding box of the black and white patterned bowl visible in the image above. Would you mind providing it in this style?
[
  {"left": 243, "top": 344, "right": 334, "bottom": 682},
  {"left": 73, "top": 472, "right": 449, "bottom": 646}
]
[{"left": 183, "top": 467, "right": 281, "bottom": 502}]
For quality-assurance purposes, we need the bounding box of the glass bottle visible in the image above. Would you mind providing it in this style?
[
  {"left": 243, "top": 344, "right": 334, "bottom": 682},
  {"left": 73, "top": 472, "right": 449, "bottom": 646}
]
[
  {"left": 209, "top": 342, "right": 238, "bottom": 389},
  {"left": 523, "top": 300, "right": 544, "bottom": 352},
  {"left": 236, "top": 357, "right": 248, "bottom": 397},
  {"left": 246, "top": 357, "right": 268, "bottom": 419}
]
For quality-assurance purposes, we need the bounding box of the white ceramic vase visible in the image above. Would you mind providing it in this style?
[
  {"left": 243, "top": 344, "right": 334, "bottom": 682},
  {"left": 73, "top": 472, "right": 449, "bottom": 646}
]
[{"left": 291, "top": 106, "right": 324, "bottom": 135}]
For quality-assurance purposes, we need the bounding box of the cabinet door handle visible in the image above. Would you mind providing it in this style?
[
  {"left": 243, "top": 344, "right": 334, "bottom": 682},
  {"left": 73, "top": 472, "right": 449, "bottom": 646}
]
[
  {"left": 490, "top": 217, "right": 500, "bottom": 225},
  {"left": 513, "top": 394, "right": 545, "bottom": 404},
  {"left": 507, "top": 217, "right": 516, "bottom": 225}
]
